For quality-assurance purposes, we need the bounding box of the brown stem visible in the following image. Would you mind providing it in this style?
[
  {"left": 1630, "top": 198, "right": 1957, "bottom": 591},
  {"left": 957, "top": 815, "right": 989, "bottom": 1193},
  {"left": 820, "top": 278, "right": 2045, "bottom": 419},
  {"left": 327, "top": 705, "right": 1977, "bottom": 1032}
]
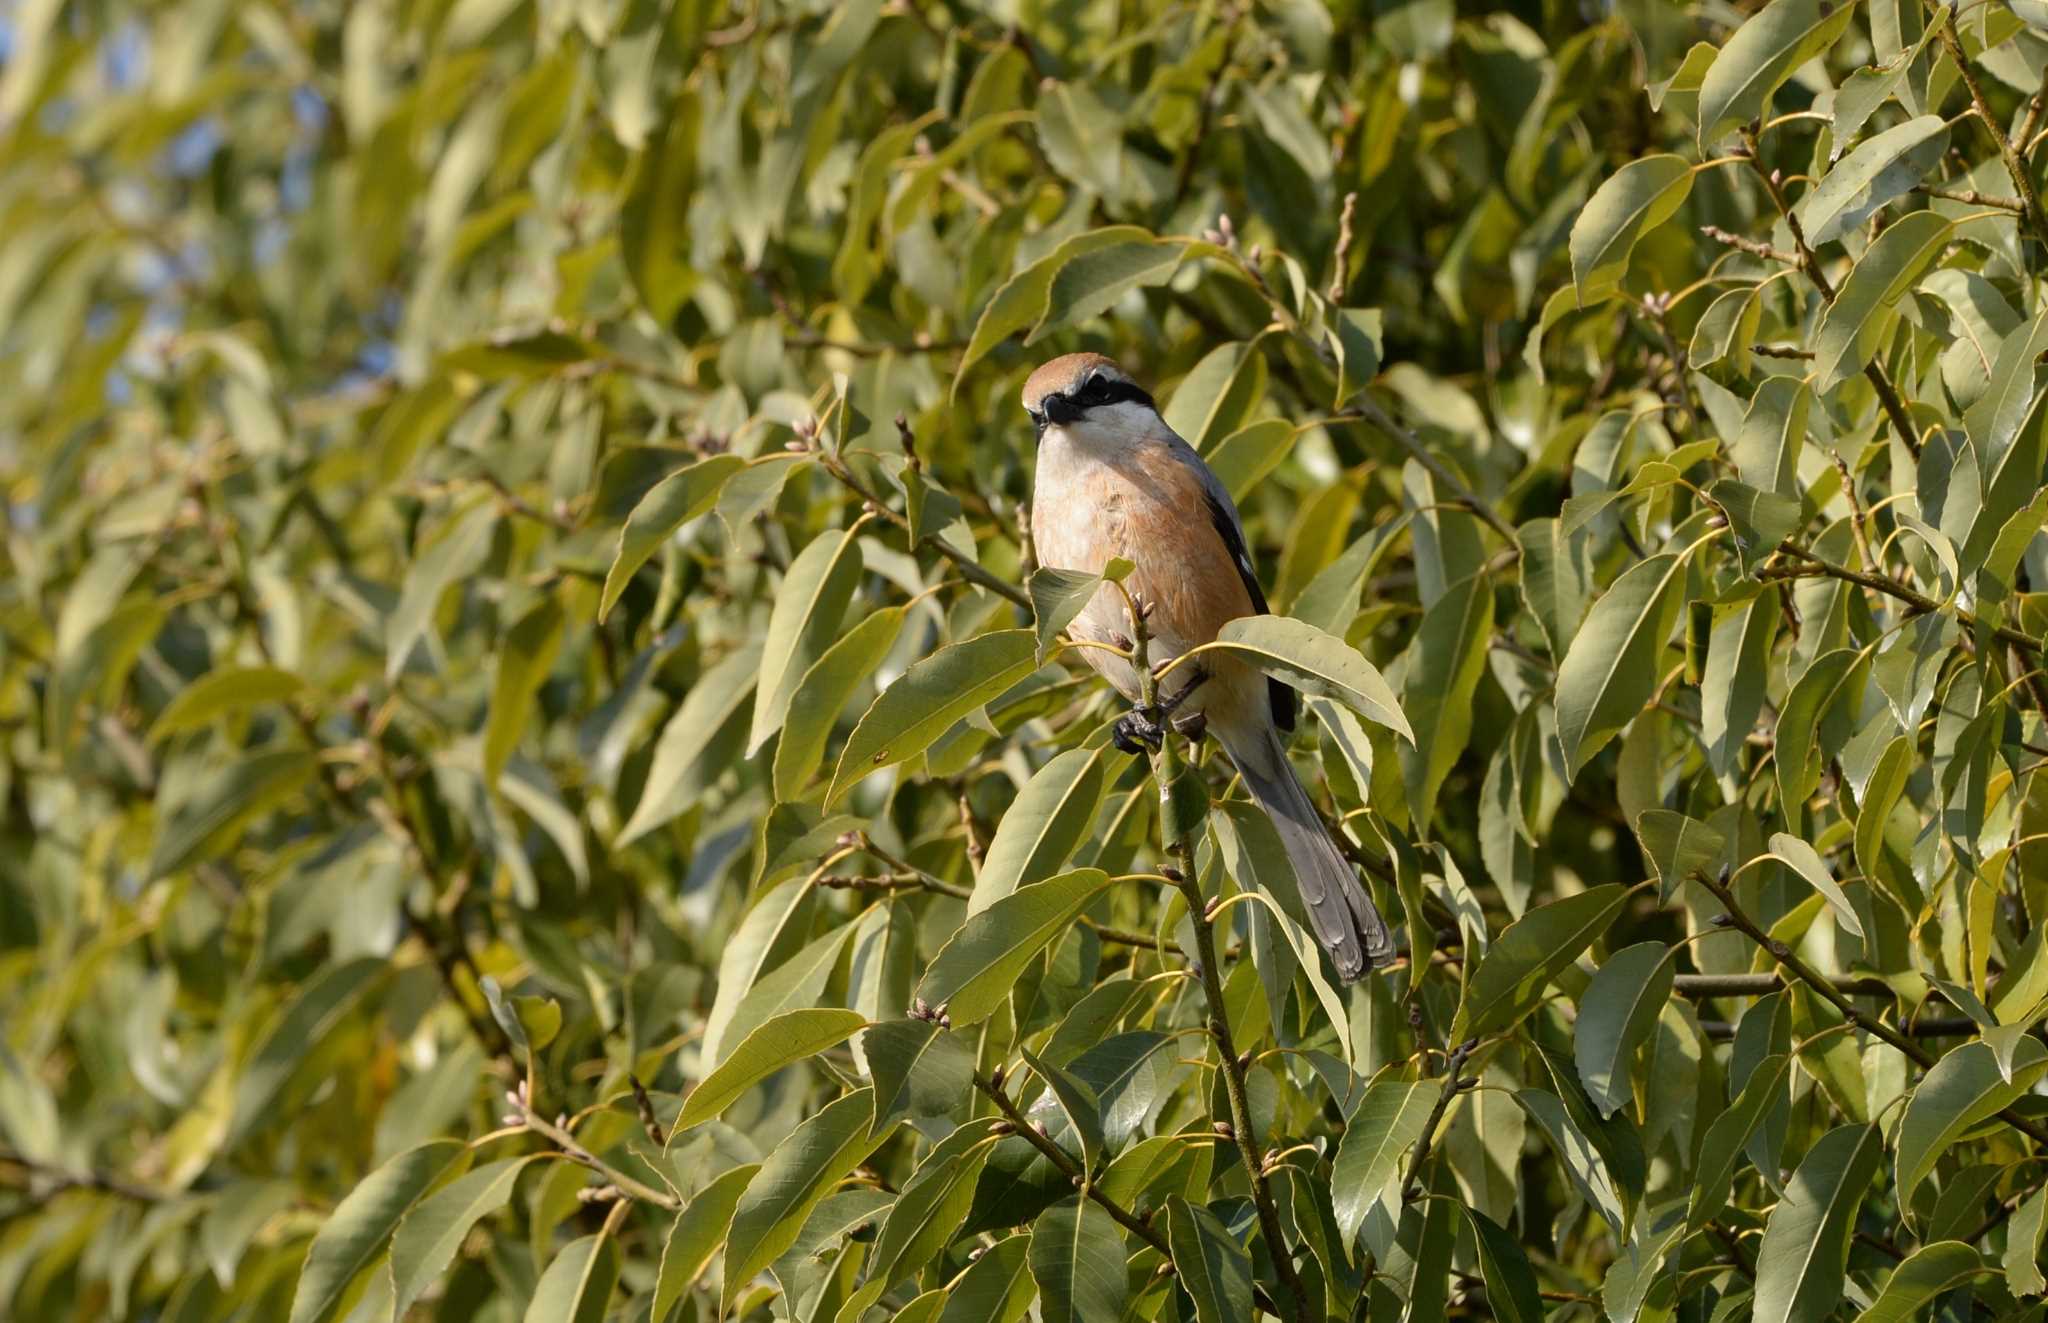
[
  {"left": 511, "top": 1090, "right": 681, "bottom": 1211},
  {"left": 1762, "top": 541, "right": 2039, "bottom": 657},
  {"left": 1913, "top": 184, "right": 2026, "bottom": 213},
  {"left": 816, "top": 450, "right": 1030, "bottom": 608},
  {"left": 1401, "top": 1039, "right": 1478, "bottom": 1202},
  {"left": 1930, "top": 4, "right": 2048, "bottom": 250},
  {"left": 1697, "top": 869, "right": 2048, "bottom": 1148}
]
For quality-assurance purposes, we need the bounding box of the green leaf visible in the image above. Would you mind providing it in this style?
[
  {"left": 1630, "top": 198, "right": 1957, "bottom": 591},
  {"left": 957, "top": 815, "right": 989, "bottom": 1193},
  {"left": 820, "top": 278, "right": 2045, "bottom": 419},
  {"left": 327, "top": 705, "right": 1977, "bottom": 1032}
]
[
  {"left": 2010, "top": 1187, "right": 2048, "bottom": 1297},
  {"left": 232, "top": 957, "right": 388, "bottom": 1145},
  {"left": 523, "top": 1233, "right": 618, "bottom": 1323},
  {"left": 1753, "top": 1124, "right": 1884, "bottom": 1323},
  {"left": 1188, "top": 614, "right": 1412, "bottom": 741},
  {"left": 914, "top": 868, "right": 1110, "bottom": 1026},
  {"left": 1165, "top": 1198, "right": 1254, "bottom": 1323},
  {"left": 1776, "top": 648, "right": 1865, "bottom": 814},
  {"left": 1332, "top": 309, "right": 1384, "bottom": 407},
  {"left": 1701, "top": 588, "right": 1779, "bottom": 781},
  {"left": 1400, "top": 570, "right": 1492, "bottom": 830},
  {"left": 615, "top": 643, "right": 764, "bottom": 847},
  {"left": 1330, "top": 1076, "right": 1436, "bottom": 1252},
  {"left": 650, "top": 1164, "right": 758, "bottom": 1323},
  {"left": 599, "top": 456, "right": 747, "bottom": 622},
  {"left": 674, "top": 1008, "right": 867, "bottom": 1134},
  {"left": 1027, "top": 1195, "right": 1127, "bottom": 1323},
  {"left": 1633, "top": 810, "right": 1727, "bottom": 903},
  {"left": 1461, "top": 1206, "right": 1545, "bottom": 1323},
  {"left": 1767, "top": 833, "right": 1864, "bottom": 939},
  {"left": 1690, "top": 284, "right": 1764, "bottom": 375},
  {"left": 388, "top": 1157, "right": 536, "bottom": 1319},
  {"left": 969, "top": 746, "right": 1111, "bottom": 914},
  {"left": 1710, "top": 480, "right": 1803, "bottom": 577},
  {"left": 750, "top": 524, "right": 866, "bottom": 756},
  {"left": 1569, "top": 155, "right": 1694, "bottom": 305},
  {"left": 287, "top": 1141, "right": 463, "bottom": 1323},
  {"left": 863, "top": 1019, "right": 975, "bottom": 1132},
  {"left": 1451, "top": 885, "right": 1633, "bottom": 1042},
  {"left": 1022, "top": 1047, "right": 1105, "bottom": 1172},
  {"left": 1794, "top": 116, "right": 1948, "bottom": 246},
  {"left": 1697, "top": 0, "right": 1857, "bottom": 146},
  {"left": 386, "top": 500, "right": 499, "bottom": 679},
  {"left": 149, "top": 748, "right": 319, "bottom": 880},
  {"left": 828, "top": 629, "right": 1040, "bottom": 805},
  {"left": 620, "top": 91, "right": 700, "bottom": 324},
  {"left": 1027, "top": 239, "right": 1188, "bottom": 345},
  {"left": 148, "top": 665, "right": 308, "bottom": 743},
  {"left": 953, "top": 228, "right": 1151, "bottom": 396},
  {"left": 1028, "top": 561, "right": 1130, "bottom": 664},
  {"left": 1896, "top": 1038, "right": 2048, "bottom": 1215},
  {"left": 1554, "top": 553, "right": 1688, "bottom": 777},
  {"left": 773, "top": 606, "right": 907, "bottom": 801},
  {"left": 724, "top": 1089, "right": 888, "bottom": 1304},
  {"left": 483, "top": 596, "right": 564, "bottom": 786},
  {"left": 1574, "top": 942, "right": 1675, "bottom": 1119},
  {"left": 1850, "top": 1241, "right": 1984, "bottom": 1323},
  {"left": 871, "top": 1142, "right": 994, "bottom": 1289},
  {"left": 1516, "top": 1088, "right": 1629, "bottom": 1234},
  {"left": 937, "top": 1233, "right": 1035, "bottom": 1323},
  {"left": 1813, "top": 211, "right": 1956, "bottom": 391},
  {"left": 1517, "top": 516, "right": 1595, "bottom": 657}
]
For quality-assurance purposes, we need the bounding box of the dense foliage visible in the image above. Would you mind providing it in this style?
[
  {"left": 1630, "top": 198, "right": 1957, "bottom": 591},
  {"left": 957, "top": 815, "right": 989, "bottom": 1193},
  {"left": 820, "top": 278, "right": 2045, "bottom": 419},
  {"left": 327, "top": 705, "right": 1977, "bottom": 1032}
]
[{"left": 22, "top": 0, "right": 2048, "bottom": 1318}]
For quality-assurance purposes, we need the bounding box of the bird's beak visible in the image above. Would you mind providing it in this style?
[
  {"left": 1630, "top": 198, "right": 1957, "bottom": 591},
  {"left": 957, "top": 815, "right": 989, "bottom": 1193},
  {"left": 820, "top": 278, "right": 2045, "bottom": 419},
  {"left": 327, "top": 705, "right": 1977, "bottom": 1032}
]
[{"left": 1041, "top": 393, "right": 1082, "bottom": 426}]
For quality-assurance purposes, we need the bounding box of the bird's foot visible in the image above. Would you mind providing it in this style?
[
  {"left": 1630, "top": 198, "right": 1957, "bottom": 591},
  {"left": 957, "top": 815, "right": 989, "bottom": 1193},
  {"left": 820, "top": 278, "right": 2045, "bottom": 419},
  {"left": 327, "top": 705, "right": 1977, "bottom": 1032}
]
[
  {"left": 1172, "top": 710, "right": 1208, "bottom": 744},
  {"left": 1157, "top": 663, "right": 1209, "bottom": 716},
  {"left": 1112, "top": 707, "right": 1165, "bottom": 754}
]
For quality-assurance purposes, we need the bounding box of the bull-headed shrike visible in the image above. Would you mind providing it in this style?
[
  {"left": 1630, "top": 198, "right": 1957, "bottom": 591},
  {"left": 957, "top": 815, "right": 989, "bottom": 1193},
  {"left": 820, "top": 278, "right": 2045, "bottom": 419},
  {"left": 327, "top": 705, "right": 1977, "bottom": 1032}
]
[{"left": 1023, "top": 352, "right": 1396, "bottom": 980}]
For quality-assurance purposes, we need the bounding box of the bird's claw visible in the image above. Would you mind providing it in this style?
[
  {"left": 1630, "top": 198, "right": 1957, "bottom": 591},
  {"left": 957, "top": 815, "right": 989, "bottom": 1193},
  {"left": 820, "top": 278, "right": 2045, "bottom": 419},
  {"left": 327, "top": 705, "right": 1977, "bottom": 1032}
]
[
  {"left": 1172, "top": 710, "right": 1208, "bottom": 744},
  {"left": 1113, "top": 708, "right": 1165, "bottom": 754}
]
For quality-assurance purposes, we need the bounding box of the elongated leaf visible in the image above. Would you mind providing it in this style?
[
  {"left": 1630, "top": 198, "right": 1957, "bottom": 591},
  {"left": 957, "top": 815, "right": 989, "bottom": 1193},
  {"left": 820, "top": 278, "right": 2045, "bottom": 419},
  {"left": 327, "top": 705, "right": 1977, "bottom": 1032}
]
[
  {"left": 772, "top": 606, "right": 907, "bottom": 801},
  {"left": 650, "top": 1164, "right": 758, "bottom": 1323},
  {"left": 1451, "top": 885, "right": 1632, "bottom": 1042},
  {"left": 1754, "top": 1124, "right": 1884, "bottom": 1323},
  {"left": 1896, "top": 1038, "right": 2048, "bottom": 1214},
  {"left": 387, "top": 500, "right": 498, "bottom": 679},
  {"left": 970, "top": 747, "right": 1111, "bottom": 914},
  {"left": 483, "top": 596, "right": 563, "bottom": 786},
  {"left": 1028, "top": 239, "right": 1188, "bottom": 344},
  {"left": 1029, "top": 559, "right": 1131, "bottom": 663},
  {"left": 674, "top": 1008, "right": 866, "bottom": 1133},
  {"left": 1634, "top": 810, "right": 1726, "bottom": 902},
  {"left": 388, "top": 1157, "right": 536, "bottom": 1319},
  {"left": 1028, "top": 1195, "right": 1127, "bottom": 1323},
  {"left": 599, "top": 456, "right": 746, "bottom": 621},
  {"left": 1188, "top": 615, "right": 1413, "bottom": 741},
  {"left": 1165, "top": 1198, "right": 1254, "bottom": 1323},
  {"left": 1331, "top": 1076, "right": 1436, "bottom": 1251},
  {"left": 1518, "top": 517, "right": 1594, "bottom": 657},
  {"left": 864, "top": 1019, "right": 974, "bottom": 1132},
  {"left": 2011, "top": 1187, "right": 2048, "bottom": 1297},
  {"left": 914, "top": 868, "right": 1109, "bottom": 1026},
  {"left": 1688, "top": 1053, "right": 1793, "bottom": 1234},
  {"left": 1701, "top": 589, "right": 1778, "bottom": 781},
  {"left": 1400, "top": 571, "right": 1492, "bottom": 830},
  {"left": 1575, "top": 942, "right": 1675, "bottom": 1119},
  {"left": 1767, "top": 833, "right": 1864, "bottom": 939},
  {"left": 937, "top": 1233, "right": 1035, "bottom": 1323},
  {"left": 1570, "top": 155, "right": 1694, "bottom": 304},
  {"left": 724, "top": 1089, "right": 888, "bottom": 1302},
  {"left": 287, "top": 1141, "right": 463, "bottom": 1323},
  {"left": 615, "top": 643, "right": 763, "bottom": 847},
  {"left": 1517, "top": 1088, "right": 1628, "bottom": 1234},
  {"left": 953, "top": 227, "right": 1151, "bottom": 393},
  {"left": 1023, "top": 1047, "right": 1105, "bottom": 1172},
  {"left": 828, "top": 629, "right": 1040, "bottom": 804},
  {"left": 871, "top": 1143, "right": 994, "bottom": 1288},
  {"left": 1697, "top": 0, "right": 1856, "bottom": 145},
  {"left": 1462, "top": 1206, "right": 1544, "bottom": 1323},
  {"left": 1813, "top": 211, "right": 1954, "bottom": 391},
  {"left": 1851, "top": 1241, "right": 1984, "bottom": 1323},
  {"left": 149, "top": 748, "right": 319, "bottom": 880},
  {"left": 524, "top": 1233, "right": 617, "bottom": 1323},
  {"left": 1795, "top": 115, "right": 1947, "bottom": 246},
  {"left": 1555, "top": 554, "right": 1687, "bottom": 777},
  {"left": 232, "top": 957, "right": 388, "bottom": 1144},
  {"left": 750, "top": 525, "right": 866, "bottom": 755},
  {"left": 149, "top": 666, "right": 308, "bottom": 743}
]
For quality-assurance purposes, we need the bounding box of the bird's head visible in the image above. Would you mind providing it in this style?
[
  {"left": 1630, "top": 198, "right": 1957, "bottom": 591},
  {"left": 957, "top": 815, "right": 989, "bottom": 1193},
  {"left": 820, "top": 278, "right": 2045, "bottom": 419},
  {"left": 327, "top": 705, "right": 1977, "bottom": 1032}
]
[{"left": 1021, "top": 353, "right": 1158, "bottom": 444}]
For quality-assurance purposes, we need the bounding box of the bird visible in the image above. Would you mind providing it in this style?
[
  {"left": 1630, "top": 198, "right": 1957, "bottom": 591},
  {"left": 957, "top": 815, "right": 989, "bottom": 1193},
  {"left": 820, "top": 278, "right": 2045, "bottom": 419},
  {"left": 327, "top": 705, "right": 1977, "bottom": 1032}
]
[{"left": 1022, "top": 352, "right": 1396, "bottom": 980}]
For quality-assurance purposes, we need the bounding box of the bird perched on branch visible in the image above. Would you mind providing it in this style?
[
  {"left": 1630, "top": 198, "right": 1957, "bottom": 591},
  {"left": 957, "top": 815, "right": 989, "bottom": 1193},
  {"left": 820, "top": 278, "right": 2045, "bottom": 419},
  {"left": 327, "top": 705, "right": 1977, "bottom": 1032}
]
[{"left": 1023, "top": 352, "right": 1395, "bottom": 980}]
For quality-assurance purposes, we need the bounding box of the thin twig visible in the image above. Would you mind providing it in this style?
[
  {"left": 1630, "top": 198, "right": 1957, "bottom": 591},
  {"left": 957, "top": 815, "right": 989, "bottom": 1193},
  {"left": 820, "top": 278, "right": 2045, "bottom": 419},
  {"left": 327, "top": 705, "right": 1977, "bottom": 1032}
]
[
  {"left": 1930, "top": 3, "right": 2048, "bottom": 249},
  {"left": 1700, "top": 225, "right": 1797, "bottom": 265},
  {"left": 507, "top": 1083, "right": 681, "bottom": 1211},
  {"left": 1400, "top": 1039, "right": 1478, "bottom": 1202},
  {"left": 1913, "top": 185, "right": 2026, "bottom": 213}
]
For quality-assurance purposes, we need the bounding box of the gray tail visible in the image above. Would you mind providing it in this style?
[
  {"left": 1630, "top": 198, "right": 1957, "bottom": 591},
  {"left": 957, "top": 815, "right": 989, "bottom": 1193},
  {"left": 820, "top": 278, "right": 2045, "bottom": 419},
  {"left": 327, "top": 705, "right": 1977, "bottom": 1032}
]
[{"left": 1223, "top": 724, "right": 1395, "bottom": 981}]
